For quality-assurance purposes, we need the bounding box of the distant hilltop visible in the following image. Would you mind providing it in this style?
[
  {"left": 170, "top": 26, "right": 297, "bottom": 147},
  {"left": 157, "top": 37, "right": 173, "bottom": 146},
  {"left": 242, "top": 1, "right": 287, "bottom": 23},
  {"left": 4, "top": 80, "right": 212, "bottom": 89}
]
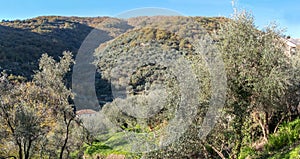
[
  {"left": 287, "top": 37, "right": 300, "bottom": 46},
  {"left": 294, "top": 38, "right": 300, "bottom": 47}
]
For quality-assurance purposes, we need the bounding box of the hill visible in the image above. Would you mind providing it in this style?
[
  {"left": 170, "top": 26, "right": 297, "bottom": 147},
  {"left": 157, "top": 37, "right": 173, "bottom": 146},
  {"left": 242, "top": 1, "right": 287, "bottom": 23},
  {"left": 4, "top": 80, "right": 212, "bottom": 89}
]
[
  {"left": 1, "top": 14, "right": 300, "bottom": 159},
  {"left": 0, "top": 16, "right": 107, "bottom": 77},
  {"left": 0, "top": 16, "right": 226, "bottom": 78}
]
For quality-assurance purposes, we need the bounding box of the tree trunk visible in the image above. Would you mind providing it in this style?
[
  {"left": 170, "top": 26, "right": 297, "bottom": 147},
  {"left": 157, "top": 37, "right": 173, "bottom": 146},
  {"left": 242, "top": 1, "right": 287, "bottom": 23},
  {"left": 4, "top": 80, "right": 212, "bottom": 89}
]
[
  {"left": 234, "top": 103, "right": 246, "bottom": 157},
  {"left": 236, "top": 117, "right": 244, "bottom": 158},
  {"left": 24, "top": 140, "right": 32, "bottom": 159},
  {"left": 257, "top": 113, "right": 267, "bottom": 141},
  {"left": 210, "top": 144, "right": 226, "bottom": 159},
  {"left": 265, "top": 112, "right": 269, "bottom": 138},
  {"left": 59, "top": 117, "right": 72, "bottom": 159},
  {"left": 17, "top": 142, "right": 23, "bottom": 159}
]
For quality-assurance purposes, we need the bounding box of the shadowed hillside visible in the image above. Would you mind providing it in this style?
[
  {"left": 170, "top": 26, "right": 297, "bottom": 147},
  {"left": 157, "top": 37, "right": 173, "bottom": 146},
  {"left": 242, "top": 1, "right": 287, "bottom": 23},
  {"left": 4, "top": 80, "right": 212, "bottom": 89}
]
[{"left": 0, "top": 16, "right": 108, "bottom": 77}]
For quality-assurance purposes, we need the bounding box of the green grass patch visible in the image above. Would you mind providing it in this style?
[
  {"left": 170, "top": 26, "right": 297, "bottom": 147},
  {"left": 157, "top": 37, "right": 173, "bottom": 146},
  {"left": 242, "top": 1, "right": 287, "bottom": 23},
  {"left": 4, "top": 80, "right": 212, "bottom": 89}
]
[{"left": 84, "top": 132, "right": 142, "bottom": 158}]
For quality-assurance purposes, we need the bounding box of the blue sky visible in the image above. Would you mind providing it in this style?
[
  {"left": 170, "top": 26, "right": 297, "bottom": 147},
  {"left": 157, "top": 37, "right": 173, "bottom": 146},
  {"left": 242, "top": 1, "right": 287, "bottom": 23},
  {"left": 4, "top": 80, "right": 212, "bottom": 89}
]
[{"left": 0, "top": 0, "right": 299, "bottom": 37}]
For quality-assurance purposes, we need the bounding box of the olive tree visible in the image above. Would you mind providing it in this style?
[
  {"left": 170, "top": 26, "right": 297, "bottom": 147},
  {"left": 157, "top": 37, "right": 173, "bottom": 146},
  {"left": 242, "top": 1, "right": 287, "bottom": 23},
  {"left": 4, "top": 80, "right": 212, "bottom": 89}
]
[
  {"left": 0, "top": 52, "right": 86, "bottom": 159},
  {"left": 214, "top": 10, "right": 300, "bottom": 157}
]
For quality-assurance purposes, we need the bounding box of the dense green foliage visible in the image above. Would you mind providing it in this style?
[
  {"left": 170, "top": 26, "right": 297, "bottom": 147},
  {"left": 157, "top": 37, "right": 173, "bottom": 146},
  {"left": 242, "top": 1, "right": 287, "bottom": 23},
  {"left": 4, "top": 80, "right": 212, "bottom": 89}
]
[
  {"left": 237, "top": 119, "right": 300, "bottom": 159},
  {"left": 266, "top": 119, "right": 300, "bottom": 151},
  {"left": 268, "top": 144, "right": 300, "bottom": 159}
]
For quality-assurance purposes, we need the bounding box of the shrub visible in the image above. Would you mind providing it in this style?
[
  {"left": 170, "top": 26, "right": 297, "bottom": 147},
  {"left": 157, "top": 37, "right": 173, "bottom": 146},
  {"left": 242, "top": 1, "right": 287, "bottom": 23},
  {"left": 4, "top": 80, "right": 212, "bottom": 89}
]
[
  {"left": 266, "top": 119, "right": 300, "bottom": 151},
  {"left": 238, "top": 146, "right": 256, "bottom": 159}
]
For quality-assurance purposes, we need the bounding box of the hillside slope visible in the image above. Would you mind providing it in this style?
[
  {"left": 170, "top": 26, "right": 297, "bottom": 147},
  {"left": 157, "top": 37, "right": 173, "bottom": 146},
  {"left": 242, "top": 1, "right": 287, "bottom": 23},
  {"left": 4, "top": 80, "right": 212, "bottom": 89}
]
[
  {"left": 0, "top": 16, "right": 226, "bottom": 78},
  {"left": 0, "top": 16, "right": 107, "bottom": 77}
]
